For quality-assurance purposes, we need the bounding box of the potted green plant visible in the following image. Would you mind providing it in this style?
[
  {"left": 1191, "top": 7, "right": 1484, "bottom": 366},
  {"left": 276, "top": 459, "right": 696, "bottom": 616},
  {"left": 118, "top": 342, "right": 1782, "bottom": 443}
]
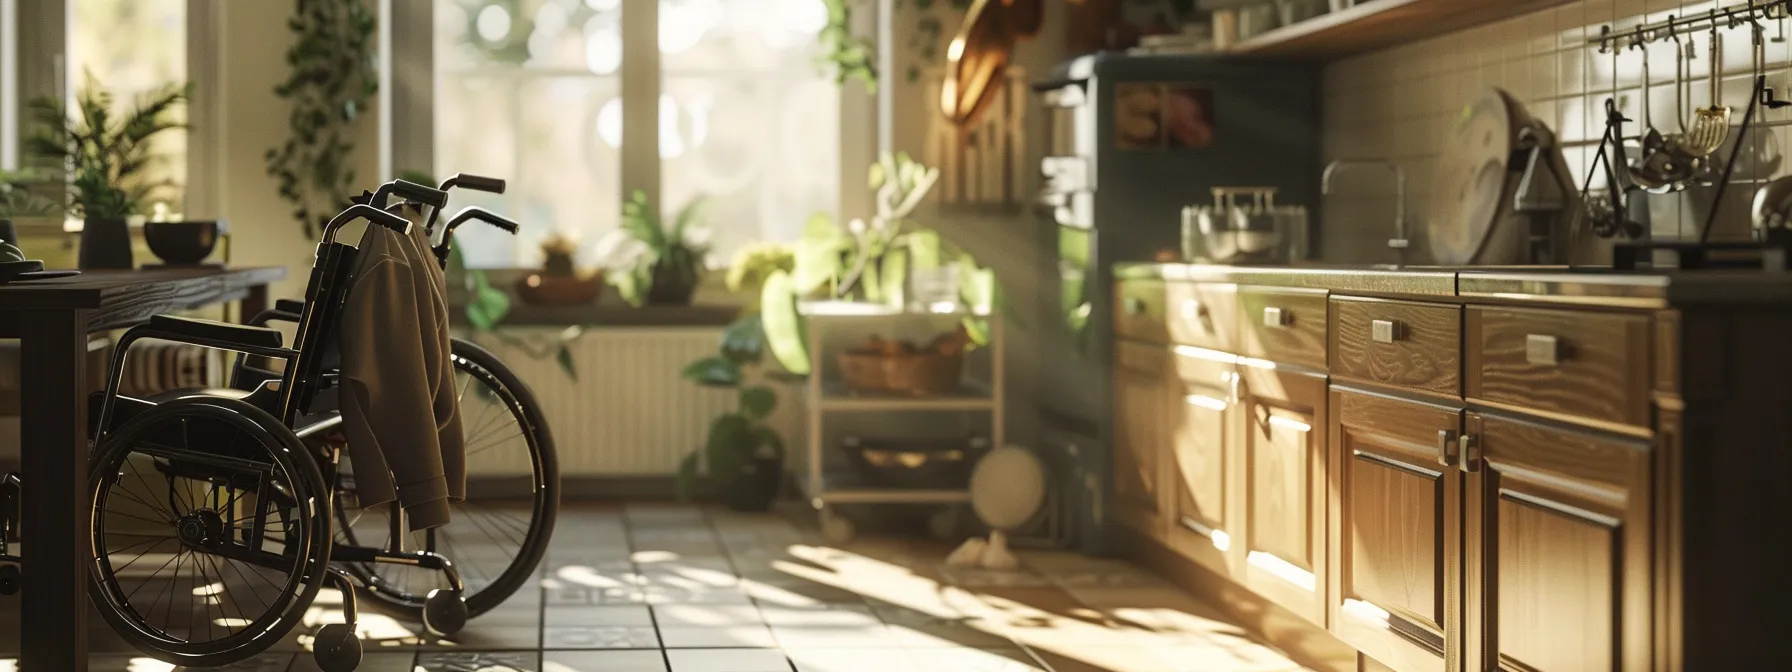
[
  {"left": 676, "top": 316, "right": 786, "bottom": 511},
  {"left": 26, "top": 76, "right": 190, "bottom": 269},
  {"left": 595, "top": 190, "right": 710, "bottom": 306},
  {"left": 752, "top": 153, "right": 1006, "bottom": 376}
]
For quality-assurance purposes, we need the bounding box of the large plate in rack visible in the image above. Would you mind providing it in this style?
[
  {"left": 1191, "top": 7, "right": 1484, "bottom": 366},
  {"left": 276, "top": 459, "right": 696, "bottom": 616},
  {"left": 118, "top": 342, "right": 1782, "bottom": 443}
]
[{"left": 1427, "top": 89, "right": 1533, "bottom": 266}]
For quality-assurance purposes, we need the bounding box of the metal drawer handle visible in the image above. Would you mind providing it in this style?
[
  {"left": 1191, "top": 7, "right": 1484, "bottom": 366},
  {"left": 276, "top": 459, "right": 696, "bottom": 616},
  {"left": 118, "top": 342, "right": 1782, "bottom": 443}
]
[
  {"left": 1263, "top": 306, "right": 1289, "bottom": 328},
  {"left": 1181, "top": 299, "right": 1206, "bottom": 320},
  {"left": 1371, "top": 319, "right": 1403, "bottom": 343},
  {"left": 1437, "top": 429, "right": 1459, "bottom": 468},
  {"left": 1525, "top": 334, "right": 1562, "bottom": 366},
  {"left": 1459, "top": 434, "right": 1481, "bottom": 473}
]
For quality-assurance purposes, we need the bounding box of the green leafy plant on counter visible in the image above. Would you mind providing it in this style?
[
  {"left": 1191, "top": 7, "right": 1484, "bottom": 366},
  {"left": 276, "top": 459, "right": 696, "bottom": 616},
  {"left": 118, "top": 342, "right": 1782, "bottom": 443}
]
[
  {"left": 595, "top": 190, "right": 711, "bottom": 307},
  {"left": 25, "top": 75, "right": 190, "bottom": 219},
  {"left": 404, "top": 169, "right": 582, "bottom": 381},
  {"left": 756, "top": 152, "right": 1011, "bottom": 374},
  {"left": 267, "top": 0, "right": 378, "bottom": 239},
  {"left": 675, "top": 315, "right": 786, "bottom": 500}
]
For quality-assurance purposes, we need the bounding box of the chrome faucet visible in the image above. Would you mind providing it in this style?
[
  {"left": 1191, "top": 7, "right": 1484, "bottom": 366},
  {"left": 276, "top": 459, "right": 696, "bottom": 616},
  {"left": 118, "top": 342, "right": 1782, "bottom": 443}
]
[{"left": 1322, "top": 159, "right": 1409, "bottom": 263}]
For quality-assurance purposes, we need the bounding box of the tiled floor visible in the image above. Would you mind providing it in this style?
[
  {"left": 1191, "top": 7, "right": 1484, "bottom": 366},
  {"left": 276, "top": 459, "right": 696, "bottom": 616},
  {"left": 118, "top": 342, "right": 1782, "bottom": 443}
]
[{"left": 0, "top": 504, "right": 1311, "bottom": 671}]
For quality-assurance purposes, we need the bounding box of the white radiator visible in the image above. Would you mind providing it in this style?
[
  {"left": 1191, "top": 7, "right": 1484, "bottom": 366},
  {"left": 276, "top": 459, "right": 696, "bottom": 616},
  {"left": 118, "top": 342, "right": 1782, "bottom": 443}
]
[{"left": 461, "top": 327, "right": 744, "bottom": 476}]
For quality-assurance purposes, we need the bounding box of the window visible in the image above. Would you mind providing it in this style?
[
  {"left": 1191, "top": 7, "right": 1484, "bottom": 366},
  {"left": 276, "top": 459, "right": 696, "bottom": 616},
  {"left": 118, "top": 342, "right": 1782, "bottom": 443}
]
[
  {"left": 435, "top": 0, "right": 838, "bottom": 269},
  {"left": 68, "top": 0, "right": 187, "bottom": 211}
]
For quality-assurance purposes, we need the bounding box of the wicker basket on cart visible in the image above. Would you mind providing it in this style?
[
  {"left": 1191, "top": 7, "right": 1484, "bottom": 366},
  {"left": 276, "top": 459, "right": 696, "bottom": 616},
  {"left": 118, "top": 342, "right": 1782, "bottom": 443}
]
[{"left": 838, "top": 328, "right": 971, "bottom": 396}]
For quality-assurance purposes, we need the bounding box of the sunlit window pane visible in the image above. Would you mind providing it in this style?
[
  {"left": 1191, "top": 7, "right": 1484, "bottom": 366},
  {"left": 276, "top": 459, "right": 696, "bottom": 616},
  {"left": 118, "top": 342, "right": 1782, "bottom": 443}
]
[
  {"left": 438, "top": 0, "right": 837, "bottom": 269},
  {"left": 660, "top": 0, "right": 836, "bottom": 266},
  {"left": 68, "top": 0, "right": 186, "bottom": 211}
]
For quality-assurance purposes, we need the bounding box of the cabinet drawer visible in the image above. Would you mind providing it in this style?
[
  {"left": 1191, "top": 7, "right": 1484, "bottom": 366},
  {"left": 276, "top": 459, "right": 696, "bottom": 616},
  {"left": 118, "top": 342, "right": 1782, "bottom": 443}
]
[
  {"left": 1330, "top": 297, "right": 1461, "bottom": 397},
  {"left": 1465, "top": 306, "right": 1651, "bottom": 429},
  {"left": 1115, "top": 279, "right": 1169, "bottom": 344},
  {"left": 1237, "top": 286, "right": 1328, "bottom": 370},
  {"left": 1166, "top": 282, "right": 1238, "bottom": 351}
]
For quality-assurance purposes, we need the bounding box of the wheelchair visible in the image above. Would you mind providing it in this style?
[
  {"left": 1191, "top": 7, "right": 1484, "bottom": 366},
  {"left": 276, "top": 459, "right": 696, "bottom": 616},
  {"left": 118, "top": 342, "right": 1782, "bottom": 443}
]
[
  {"left": 241, "top": 175, "right": 560, "bottom": 634},
  {"left": 56, "top": 179, "right": 556, "bottom": 670}
]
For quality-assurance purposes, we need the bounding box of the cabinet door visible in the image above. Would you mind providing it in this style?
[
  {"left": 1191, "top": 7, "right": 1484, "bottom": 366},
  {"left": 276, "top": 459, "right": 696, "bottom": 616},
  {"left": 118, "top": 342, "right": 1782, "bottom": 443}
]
[
  {"left": 1329, "top": 387, "right": 1463, "bottom": 672},
  {"left": 1114, "top": 341, "right": 1172, "bottom": 537},
  {"left": 1464, "top": 412, "right": 1652, "bottom": 672},
  {"left": 1239, "top": 363, "right": 1328, "bottom": 626},
  {"left": 1164, "top": 345, "right": 1239, "bottom": 576}
]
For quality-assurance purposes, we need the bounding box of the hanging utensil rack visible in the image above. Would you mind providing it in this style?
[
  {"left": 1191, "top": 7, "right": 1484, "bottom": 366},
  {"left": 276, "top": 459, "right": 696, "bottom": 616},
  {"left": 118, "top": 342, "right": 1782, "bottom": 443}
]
[{"left": 1590, "top": 0, "right": 1790, "bottom": 51}]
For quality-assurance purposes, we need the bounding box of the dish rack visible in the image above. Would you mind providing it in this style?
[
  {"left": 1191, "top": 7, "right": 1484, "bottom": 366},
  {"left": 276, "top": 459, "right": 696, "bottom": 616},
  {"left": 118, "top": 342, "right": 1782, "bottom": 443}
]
[{"left": 790, "top": 305, "right": 1005, "bottom": 543}]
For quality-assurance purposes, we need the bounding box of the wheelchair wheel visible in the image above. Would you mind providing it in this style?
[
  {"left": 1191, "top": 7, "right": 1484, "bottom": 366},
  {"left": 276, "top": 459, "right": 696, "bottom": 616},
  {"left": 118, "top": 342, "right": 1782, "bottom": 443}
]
[
  {"left": 88, "top": 396, "right": 332, "bottom": 667},
  {"left": 335, "top": 337, "right": 558, "bottom": 620}
]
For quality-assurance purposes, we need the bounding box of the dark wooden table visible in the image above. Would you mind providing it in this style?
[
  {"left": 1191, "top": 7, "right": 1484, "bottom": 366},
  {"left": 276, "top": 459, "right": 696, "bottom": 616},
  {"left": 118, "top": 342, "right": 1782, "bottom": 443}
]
[{"left": 0, "top": 266, "right": 285, "bottom": 671}]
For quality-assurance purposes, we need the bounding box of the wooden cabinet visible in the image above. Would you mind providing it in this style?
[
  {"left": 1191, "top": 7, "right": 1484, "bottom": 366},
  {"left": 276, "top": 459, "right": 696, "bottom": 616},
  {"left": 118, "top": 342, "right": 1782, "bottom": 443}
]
[
  {"left": 1328, "top": 387, "right": 1463, "bottom": 672},
  {"left": 1330, "top": 297, "right": 1461, "bottom": 397},
  {"left": 1115, "top": 278, "right": 1170, "bottom": 344},
  {"left": 1238, "top": 286, "right": 1329, "bottom": 370},
  {"left": 1164, "top": 344, "right": 1241, "bottom": 576},
  {"left": 1237, "top": 361, "right": 1328, "bottom": 625},
  {"left": 1465, "top": 306, "right": 1651, "bottom": 431},
  {"left": 1464, "top": 412, "right": 1653, "bottom": 672},
  {"left": 1114, "top": 340, "right": 1173, "bottom": 536}
]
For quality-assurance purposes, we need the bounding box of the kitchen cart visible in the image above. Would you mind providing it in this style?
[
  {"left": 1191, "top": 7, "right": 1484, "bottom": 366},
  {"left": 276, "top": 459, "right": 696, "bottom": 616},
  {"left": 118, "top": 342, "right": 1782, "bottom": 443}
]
[{"left": 790, "top": 303, "right": 1005, "bottom": 543}]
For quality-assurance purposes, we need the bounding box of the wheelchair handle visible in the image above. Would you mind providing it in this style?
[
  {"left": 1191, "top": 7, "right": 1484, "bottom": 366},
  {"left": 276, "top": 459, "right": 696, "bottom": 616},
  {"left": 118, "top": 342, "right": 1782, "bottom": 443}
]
[
  {"left": 370, "top": 179, "right": 449, "bottom": 209},
  {"left": 424, "top": 173, "right": 509, "bottom": 237},
  {"left": 322, "top": 204, "right": 412, "bottom": 244},
  {"left": 440, "top": 174, "right": 506, "bottom": 195},
  {"left": 447, "top": 207, "right": 520, "bottom": 235},
  {"left": 433, "top": 207, "right": 521, "bottom": 267}
]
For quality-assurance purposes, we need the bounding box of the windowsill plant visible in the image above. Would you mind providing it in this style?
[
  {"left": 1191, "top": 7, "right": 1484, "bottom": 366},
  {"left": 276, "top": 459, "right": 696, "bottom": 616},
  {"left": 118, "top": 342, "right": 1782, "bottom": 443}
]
[
  {"left": 26, "top": 75, "right": 191, "bottom": 269},
  {"left": 594, "top": 190, "right": 712, "bottom": 307}
]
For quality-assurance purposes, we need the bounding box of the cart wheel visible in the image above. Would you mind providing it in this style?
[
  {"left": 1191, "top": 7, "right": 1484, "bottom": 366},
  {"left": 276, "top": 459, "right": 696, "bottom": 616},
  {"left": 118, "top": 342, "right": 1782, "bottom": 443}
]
[
  {"left": 927, "top": 506, "right": 962, "bottom": 540},
  {"left": 819, "top": 507, "right": 855, "bottom": 543}
]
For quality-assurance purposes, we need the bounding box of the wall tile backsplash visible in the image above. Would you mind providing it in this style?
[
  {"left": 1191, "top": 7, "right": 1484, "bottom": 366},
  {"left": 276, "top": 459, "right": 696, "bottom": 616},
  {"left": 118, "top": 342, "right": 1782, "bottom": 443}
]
[{"left": 1319, "top": 0, "right": 1792, "bottom": 264}]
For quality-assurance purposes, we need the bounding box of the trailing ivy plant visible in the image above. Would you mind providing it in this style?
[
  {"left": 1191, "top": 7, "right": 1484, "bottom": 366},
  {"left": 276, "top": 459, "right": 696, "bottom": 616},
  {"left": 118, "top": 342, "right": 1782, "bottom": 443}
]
[
  {"left": 267, "top": 0, "right": 379, "bottom": 239},
  {"left": 820, "top": 0, "right": 877, "bottom": 90}
]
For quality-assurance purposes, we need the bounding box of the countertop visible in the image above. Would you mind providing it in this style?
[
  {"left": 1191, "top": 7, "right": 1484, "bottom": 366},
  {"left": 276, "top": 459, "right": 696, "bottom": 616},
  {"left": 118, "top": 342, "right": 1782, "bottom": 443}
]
[{"left": 1115, "top": 262, "right": 1792, "bottom": 308}]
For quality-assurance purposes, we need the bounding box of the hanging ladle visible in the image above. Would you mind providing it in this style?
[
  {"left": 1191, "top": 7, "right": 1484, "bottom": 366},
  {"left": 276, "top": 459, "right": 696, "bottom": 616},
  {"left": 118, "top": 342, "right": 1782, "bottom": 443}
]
[{"left": 1632, "top": 34, "right": 1701, "bottom": 192}]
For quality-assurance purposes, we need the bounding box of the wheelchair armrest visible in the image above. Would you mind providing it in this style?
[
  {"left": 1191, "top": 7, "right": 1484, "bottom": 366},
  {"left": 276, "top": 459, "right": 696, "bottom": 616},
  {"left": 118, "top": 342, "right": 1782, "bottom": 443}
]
[
  {"left": 149, "top": 315, "right": 285, "bottom": 349},
  {"left": 248, "top": 309, "right": 301, "bottom": 327},
  {"left": 275, "top": 299, "right": 305, "bottom": 314}
]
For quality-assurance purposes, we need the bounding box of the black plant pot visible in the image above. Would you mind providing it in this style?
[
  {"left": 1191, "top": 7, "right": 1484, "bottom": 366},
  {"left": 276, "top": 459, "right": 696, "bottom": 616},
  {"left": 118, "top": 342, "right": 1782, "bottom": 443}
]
[
  {"left": 720, "top": 457, "right": 782, "bottom": 512},
  {"left": 647, "top": 262, "right": 698, "bottom": 306},
  {"left": 79, "top": 218, "right": 134, "bottom": 270}
]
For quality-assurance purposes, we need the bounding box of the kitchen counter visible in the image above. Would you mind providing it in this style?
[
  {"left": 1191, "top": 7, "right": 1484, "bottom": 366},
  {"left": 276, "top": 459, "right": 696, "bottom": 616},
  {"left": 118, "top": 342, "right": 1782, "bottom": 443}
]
[{"left": 1116, "top": 261, "right": 1792, "bottom": 307}]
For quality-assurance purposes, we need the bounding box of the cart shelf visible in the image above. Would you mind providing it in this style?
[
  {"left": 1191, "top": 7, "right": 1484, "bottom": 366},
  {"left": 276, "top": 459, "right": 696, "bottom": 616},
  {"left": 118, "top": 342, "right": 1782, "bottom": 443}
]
[{"left": 813, "top": 381, "right": 995, "bottom": 412}]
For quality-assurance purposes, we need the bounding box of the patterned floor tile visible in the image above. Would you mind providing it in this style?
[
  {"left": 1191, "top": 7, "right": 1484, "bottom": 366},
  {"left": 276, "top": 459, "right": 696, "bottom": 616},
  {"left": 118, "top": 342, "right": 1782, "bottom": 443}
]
[
  {"left": 415, "top": 650, "right": 540, "bottom": 671},
  {"left": 541, "top": 649, "right": 669, "bottom": 672},
  {"left": 540, "top": 625, "right": 661, "bottom": 649}
]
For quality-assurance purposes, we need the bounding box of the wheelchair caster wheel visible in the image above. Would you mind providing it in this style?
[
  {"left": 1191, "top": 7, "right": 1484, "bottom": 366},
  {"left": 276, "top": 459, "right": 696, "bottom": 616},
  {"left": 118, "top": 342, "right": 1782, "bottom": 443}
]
[
  {"left": 312, "top": 623, "right": 361, "bottom": 672},
  {"left": 423, "top": 589, "right": 469, "bottom": 637},
  {"left": 0, "top": 564, "right": 18, "bottom": 596}
]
